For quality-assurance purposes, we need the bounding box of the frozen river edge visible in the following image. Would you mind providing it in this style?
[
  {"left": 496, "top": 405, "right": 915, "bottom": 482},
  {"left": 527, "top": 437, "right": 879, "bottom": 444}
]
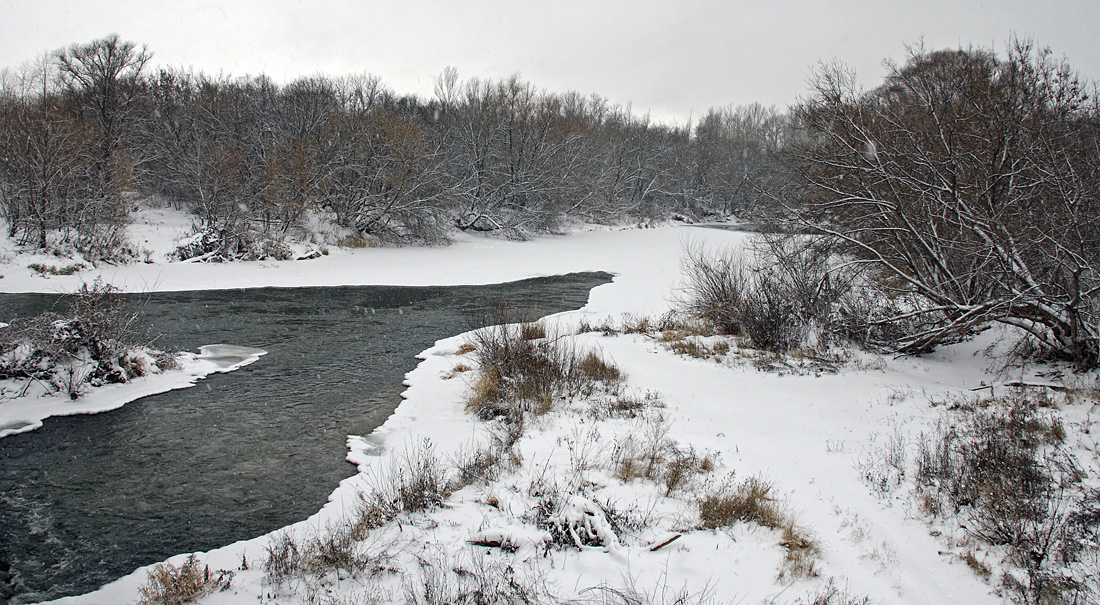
[{"left": 0, "top": 345, "right": 267, "bottom": 439}]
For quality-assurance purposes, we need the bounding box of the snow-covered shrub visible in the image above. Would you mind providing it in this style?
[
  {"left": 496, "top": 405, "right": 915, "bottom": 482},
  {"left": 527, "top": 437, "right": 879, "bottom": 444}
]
[
  {"left": 172, "top": 227, "right": 292, "bottom": 262},
  {"left": 139, "top": 554, "right": 233, "bottom": 605},
  {"left": 0, "top": 280, "right": 172, "bottom": 398},
  {"left": 545, "top": 495, "right": 623, "bottom": 551},
  {"left": 528, "top": 491, "right": 625, "bottom": 553}
]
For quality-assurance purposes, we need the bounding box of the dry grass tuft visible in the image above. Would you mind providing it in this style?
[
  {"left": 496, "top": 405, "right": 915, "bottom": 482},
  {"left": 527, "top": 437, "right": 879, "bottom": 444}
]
[
  {"left": 961, "top": 550, "right": 992, "bottom": 580},
  {"left": 610, "top": 419, "right": 714, "bottom": 496},
  {"left": 577, "top": 351, "right": 622, "bottom": 382},
  {"left": 576, "top": 316, "right": 618, "bottom": 335},
  {"left": 139, "top": 554, "right": 232, "bottom": 605},
  {"left": 698, "top": 476, "right": 782, "bottom": 529},
  {"left": 27, "top": 262, "right": 85, "bottom": 276},
  {"left": 441, "top": 363, "right": 472, "bottom": 379},
  {"left": 669, "top": 338, "right": 732, "bottom": 360},
  {"left": 698, "top": 476, "right": 820, "bottom": 580},
  {"left": 402, "top": 548, "right": 553, "bottom": 604},
  {"left": 795, "top": 578, "right": 873, "bottom": 604},
  {"left": 448, "top": 440, "right": 519, "bottom": 492},
  {"left": 778, "top": 524, "right": 821, "bottom": 580},
  {"left": 262, "top": 527, "right": 392, "bottom": 589},
  {"left": 454, "top": 341, "right": 476, "bottom": 355},
  {"left": 465, "top": 312, "right": 622, "bottom": 422},
  {"left": 521, "top": 321, "right": 547, "bottom": 340},
  {"left": 589, "top": 391, "right": 663, "bottom": 420}
]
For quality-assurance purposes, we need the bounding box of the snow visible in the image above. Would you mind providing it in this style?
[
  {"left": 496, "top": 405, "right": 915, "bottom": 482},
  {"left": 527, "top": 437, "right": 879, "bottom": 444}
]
[{"left": 1, "top": 213, "right": 1093, "bottom": 603}]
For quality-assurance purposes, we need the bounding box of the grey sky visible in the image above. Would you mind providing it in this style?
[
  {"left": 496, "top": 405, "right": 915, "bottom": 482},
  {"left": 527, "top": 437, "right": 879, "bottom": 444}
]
[{"left": 2, "top": 0, "right": 1097, "bottom": 125}]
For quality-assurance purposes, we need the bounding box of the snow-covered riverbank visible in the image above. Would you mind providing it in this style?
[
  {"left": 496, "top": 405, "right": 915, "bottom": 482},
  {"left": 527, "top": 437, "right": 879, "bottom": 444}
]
[{"left": 2, "top": 218, "right": 1093, "bottom": 604}]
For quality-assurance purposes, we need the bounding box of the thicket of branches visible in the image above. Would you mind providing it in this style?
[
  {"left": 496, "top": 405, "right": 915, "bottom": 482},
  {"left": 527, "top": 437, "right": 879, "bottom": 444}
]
[
  {"left": 0, "top": 36, "right": 790, "bottom": 260},
  {"left": 0, "top": 280, "right": 173, "bottom": 398},
  {"left": 787, "top": 41, "right": 1100, "bottom": 367}
]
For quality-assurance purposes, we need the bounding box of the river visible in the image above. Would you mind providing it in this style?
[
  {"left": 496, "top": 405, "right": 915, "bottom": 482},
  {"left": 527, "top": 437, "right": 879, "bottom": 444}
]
[{"left": 0, "top": 273, "right": 611, "bottom": 603}]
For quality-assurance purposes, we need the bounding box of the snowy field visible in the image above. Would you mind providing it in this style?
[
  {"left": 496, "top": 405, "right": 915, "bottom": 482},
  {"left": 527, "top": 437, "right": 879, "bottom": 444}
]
[{"left": 1, "top": 208, "right": 1095, "bottom": 604}]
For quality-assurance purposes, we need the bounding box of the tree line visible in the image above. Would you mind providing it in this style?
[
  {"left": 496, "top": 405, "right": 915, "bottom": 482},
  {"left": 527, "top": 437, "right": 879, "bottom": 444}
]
[
  {"left": 0, "top": 35, "right": 789, "bottom": 260},
  {"left": 2, "top": 35, "right": 1096, "bottom": 365}
]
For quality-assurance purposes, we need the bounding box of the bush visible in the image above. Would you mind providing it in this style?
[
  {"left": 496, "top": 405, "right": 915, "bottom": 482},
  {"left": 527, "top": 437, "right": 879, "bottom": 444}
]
[
  {"left": 0, "top": 279, "right": 172, "bottom": 398},
  {"left": 792, "top": 43, "right": 1100, "bottom": 367},
  {"left": 677, "top": 238, "right": 852, "bottom": 353},
  {"left": 677, "top": 243, "right": 750, "bottom": 336},
  {"left": 172, "top": 227, "right": 292, "bottom": 262},
  {"left": 914, "top": 393, "right": 1098, "bottom": 603}
]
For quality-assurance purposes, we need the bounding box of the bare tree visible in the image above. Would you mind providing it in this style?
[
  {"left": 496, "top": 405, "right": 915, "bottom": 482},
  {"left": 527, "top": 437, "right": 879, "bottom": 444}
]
[
  {"left": 790, "top": 41, "right": 1100, "bottom": 366},
  {"left": 56, "top": 34, "right": 150, "bottom": 178},
  {"left": 55, "top": 35, "right": 152, "bottom": 254},
  {"left": 0, "top": 57, "right": 98, "bottom": 249}
]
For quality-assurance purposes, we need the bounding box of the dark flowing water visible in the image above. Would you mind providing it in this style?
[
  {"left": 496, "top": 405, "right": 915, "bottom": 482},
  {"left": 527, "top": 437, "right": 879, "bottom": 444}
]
[{"left": 0, "top": 273, "right": 611, "bottom": 604}]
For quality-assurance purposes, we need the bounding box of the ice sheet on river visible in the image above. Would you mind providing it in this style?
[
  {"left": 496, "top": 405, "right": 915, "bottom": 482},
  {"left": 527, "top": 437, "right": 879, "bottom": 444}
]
[{"left": 0, "top": 344, "right": 267, "bottom": 438}]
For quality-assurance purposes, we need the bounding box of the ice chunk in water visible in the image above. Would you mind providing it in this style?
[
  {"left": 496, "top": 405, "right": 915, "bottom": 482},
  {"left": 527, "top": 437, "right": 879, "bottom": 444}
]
[
  {"left": 196, "top": 344, "right": 267, "bottom": 371},
  {"left": 0, "top": 419, "right": 37, "bottom": 436}
]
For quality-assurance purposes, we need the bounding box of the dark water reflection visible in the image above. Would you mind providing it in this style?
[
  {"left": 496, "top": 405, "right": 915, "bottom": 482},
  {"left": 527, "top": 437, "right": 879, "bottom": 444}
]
[{"left": 0, "top": 273, "right": 611, "bottom": 603}]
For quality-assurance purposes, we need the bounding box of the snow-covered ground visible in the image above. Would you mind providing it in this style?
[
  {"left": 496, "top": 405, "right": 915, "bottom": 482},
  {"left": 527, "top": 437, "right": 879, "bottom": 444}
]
[{"left": 1, "top": 208, "right": 1095, "bottom": 604}]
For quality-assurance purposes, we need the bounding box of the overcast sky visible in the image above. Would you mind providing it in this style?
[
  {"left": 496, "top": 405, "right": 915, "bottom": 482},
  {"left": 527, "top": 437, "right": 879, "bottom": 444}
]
[{"left": 2, "top": 0, "right": 1097, "bottom": 125}]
